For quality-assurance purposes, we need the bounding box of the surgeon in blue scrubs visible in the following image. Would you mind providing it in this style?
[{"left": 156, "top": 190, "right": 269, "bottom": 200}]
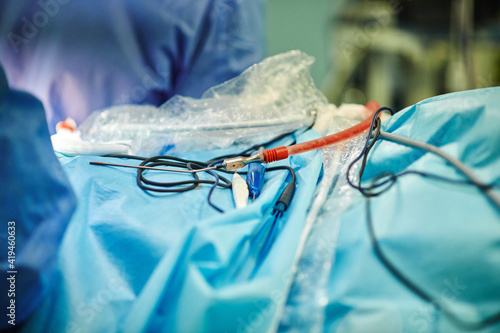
[{"left": 0, "top": 0, "right": 265, "bottom": 133}]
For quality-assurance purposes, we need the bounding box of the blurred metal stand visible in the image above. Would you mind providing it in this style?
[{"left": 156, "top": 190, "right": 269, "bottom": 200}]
[{"left": 322, "top": 0, "right": 500, "bottom": 110}]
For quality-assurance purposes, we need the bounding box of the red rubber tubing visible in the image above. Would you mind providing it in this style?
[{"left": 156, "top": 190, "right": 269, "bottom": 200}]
[{"left": 263, "top": 101, "right": 381, "bottom": 163}]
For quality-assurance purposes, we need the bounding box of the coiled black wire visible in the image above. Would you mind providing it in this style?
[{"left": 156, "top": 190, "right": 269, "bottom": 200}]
[
  {"left": 108, "top": 154, "right": 231, "bottom": 193},
  {"left": 106, "top": 154, "right": 231, "bottom": 212},
  {"left": 106, "top": 152, "right": 297, "bottom": 214}
]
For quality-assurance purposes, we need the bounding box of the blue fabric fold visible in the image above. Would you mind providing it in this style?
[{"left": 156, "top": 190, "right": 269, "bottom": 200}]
[{"left": 323, "top": 88, "right": 500, "bottom": 333}]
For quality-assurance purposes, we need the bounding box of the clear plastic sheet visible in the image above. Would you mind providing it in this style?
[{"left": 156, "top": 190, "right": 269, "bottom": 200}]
[
  {"left": 278, "top": 115, "right": 368, "bottom": 333},
  {"left": 79, "top": 50, "right": 324, "bottom": 155}
]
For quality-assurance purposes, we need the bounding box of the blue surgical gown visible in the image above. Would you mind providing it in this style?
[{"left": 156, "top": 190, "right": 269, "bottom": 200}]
[
  {"left": 0, "top": 0, "right": 265, "bottom": 133},
  {"left": 0, "top": 65, "right": 76, "bottom": 330}
]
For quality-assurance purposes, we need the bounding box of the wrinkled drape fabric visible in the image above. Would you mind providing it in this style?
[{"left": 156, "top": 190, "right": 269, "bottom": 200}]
[
  {"left": 19, "top": 130, "right": 323, "bottom": 333},
  {"left": 280, "top": 87, "right": 500, "bottom": 333}
]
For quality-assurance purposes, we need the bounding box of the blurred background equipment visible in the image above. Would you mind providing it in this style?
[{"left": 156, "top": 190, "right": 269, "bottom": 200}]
[{"left": 267, "top": 0, "right": 500, "bottom": 111}]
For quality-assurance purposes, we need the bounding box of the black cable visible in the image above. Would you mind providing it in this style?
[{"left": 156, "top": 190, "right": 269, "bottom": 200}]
[
  {"left": 267, "top": 166, "right": 297, "bottom": 219},
  {"left": 104, "top": 155, "right": 298, "bottom": 214},
  {"left": 365, "top": 194, "right": 500, "bottom": 331},
  {"left": 347, "top": 108, "right": 500, "bottom": 331},
  {"left": 357, "top": 118, "right": 388, "bottom": 197},
  {"left": 267, "top": 165, "right": 296, "bottom": 184},
  {"left": 104, "top": 113, "right": 310, "bottom": 212},
  {"left": 139, "top": 156, "right": 230, "bottom": 192},
  {"left": 107, "top": 154, "right": 231, "bottom": 193},
  {"left": 347, "top": 116, "right": 500, "bottom": 196}
]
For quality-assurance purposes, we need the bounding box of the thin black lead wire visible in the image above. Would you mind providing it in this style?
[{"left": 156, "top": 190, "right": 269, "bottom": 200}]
[
  {"left": 103, "top": 155, "right": 297, "bottom": 214},
  {"left": 365, "top": 194, "right": 500, "bottom": 331},
  {"left": 103, "top": 154, "right": 231, "bottom": 193},
  {"left": 347, "top": 107, "right": 500, "bottom": 331},
  {"left": 347, "top": 112, "right": 500, "bottom": 195},
  {"left": 346, "top": 107, "right": 394, "bottom": 191}
]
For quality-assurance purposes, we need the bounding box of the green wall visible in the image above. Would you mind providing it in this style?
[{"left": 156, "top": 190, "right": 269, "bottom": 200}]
[{"left": 266, "top": 0, "right": 338, "bottom": 87}]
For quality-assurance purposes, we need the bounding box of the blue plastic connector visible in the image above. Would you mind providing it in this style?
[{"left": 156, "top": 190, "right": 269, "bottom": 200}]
[{"left": 246, "top": 152, "right": 266, "bottom": 201}]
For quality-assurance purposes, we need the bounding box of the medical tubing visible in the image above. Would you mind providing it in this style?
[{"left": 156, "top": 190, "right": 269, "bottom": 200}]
[
  {"left": 346, "top": 113, "right": 500, "bottom": 195},
  {"left": 379, "top": 131, "right": 500, "bottom": 211},
  {"left": 207, "top": 160, "right": 224, "bottom": 213},
  {"left": 262, "top": 101, "right": 382, "bottom": 163}
]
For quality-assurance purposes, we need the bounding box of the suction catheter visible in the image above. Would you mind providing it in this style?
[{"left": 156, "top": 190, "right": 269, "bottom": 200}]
[{"left": 222, "top": 101, "right": 382, "bottom": 171}]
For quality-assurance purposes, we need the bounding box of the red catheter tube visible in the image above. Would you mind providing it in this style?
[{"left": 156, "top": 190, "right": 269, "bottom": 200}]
[
  {"left": 262, "top": 101, "right": 381, "bottom": 163},
  {"left": 221, "top": 101, "right": 382, "bottom": 171}
]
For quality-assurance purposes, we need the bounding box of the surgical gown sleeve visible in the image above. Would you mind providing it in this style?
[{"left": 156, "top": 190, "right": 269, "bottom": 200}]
[
  {"left": 0, "top": 64, "right": 76, "bottom": 329},
  {"left": 0, "top": 0, "right": 265, "bottom": 133}
]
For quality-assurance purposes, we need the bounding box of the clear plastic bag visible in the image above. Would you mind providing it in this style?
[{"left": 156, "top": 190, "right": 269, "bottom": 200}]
[{"left": 79, "top": 50, "right": 325, "bottom": 155}]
